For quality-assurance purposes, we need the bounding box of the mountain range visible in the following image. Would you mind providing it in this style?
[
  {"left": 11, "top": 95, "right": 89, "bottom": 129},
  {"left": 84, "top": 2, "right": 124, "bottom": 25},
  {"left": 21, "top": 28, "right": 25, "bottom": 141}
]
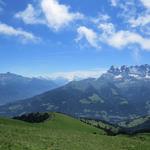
[
  {"left": 0, "top": 65, "right": 150, "bottom": 123},
  {"left": 0, "top": 72, "right": 68, "bottom": 105}
]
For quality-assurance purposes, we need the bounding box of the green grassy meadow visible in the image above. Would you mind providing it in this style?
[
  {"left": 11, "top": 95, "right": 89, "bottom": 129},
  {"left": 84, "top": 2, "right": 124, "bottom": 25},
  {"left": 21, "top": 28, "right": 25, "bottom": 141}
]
[{"left": 0, "top": 113, "right": 150, "bottom": 150}]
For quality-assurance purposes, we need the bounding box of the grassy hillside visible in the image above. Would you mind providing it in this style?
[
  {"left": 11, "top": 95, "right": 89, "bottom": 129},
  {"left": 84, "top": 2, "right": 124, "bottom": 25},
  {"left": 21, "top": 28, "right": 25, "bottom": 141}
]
[{"left": 0, "top": 113, "right": 150, "bottom": 150}]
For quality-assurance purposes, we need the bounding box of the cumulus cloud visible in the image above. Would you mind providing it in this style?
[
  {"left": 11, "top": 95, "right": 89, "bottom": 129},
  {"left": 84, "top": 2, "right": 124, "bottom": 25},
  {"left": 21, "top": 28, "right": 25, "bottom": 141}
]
[
  {"left": 0, "top": 23, "right": 40, "bottom": 42},
  {"left": 15, "top": 4, "right": 45, "bottom": 25},
  {"left": 97, "top": 19, "right": 150, "bottom": 51},
  {"left": 140, "top": 0, "right": 150, "bottom": 9},
  {"left": 76, "top": 20, "right": 150, "bottom": 51},
  {"left": 107, "top": 31, "right": 150, "bottom": 50},
  {"left": 15, "top": 0, "right": 84, "bottom": 31},
  {"left": 87, "top": 9, "right": 150, "bottom": 51},
  {"left": 13, "top": 0, "right": 150, "bottom": 51},
  {"left": 76, "top": 26, "right": 99, "bottom": 48},
  {"left": 41, "top": 0, "right": 83, "bottom": 30},
  {"left": 113, "top": 0, "right": 150, "bottom": 36}
]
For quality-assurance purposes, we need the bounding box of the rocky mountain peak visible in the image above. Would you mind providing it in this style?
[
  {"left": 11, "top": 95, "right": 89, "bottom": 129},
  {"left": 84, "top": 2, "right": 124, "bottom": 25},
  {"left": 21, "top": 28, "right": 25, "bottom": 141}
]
[{"left": 107, "top": 64, "right": 150, "bottom": 79}]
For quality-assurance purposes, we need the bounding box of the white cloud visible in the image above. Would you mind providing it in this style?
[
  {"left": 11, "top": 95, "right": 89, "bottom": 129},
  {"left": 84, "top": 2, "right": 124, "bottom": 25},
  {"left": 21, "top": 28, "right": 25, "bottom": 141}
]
[
  {"left": 140, "top": 0, "right": 150, "bottom": 9},
  {"left": 76, "top": 26, "right": 99, "bottom": 48},
  {"left": 15, "top": 0, "right": 84, "bottom": 31},
  {"left": 13, "top": 0, "right": 150, "bottom": 51},
  {"left": 91, "top": 13, "right": 150, "bottom": 51},
  {"left": 110, "top": 0, "right": 118, "bottom": 7},
  {"left": 129, "top": 14, "right": 150, "bottom": 27},
  {"left": 76, "top": 21, "right": 150, "bottom": 51},
  {"left": 15, "top": 4, "right": 45, "bottom": 25},
  {"left": 92, "top": 14, "right": 110, "bottom": 24},
  {"left": 98, "top": 22, "right": 115, "bottom": 35},
  {"left": 107, "top": 30, "right": 150, "bottom": 51},
  {"left": 41, "top": 0, "right": 83, "bottom": 30},
  {"left": 0, "top": 23, "right": 40, "bottom": 42},
  {"left": 111, "top": 0, "right": 141, "bottom": 26}
]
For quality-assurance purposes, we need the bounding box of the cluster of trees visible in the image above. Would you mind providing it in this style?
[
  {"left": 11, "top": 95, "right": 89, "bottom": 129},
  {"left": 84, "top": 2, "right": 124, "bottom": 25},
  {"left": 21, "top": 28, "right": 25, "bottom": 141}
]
[{"left": 13, "top": 112, "right": 50, "bottom": 123}]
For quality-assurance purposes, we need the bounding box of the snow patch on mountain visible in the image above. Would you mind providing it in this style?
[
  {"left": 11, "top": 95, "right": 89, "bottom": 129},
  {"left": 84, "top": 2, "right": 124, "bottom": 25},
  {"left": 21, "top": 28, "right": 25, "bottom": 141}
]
[{"left": 107, "top": 65, "right": 150, "bottom": 80}]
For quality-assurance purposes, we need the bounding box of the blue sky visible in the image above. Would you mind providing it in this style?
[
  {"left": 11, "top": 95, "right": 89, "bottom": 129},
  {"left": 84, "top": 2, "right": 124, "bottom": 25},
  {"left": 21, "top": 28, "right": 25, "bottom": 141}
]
[{"left": 0, "top": 0, "right": 150, "bottom": 79}]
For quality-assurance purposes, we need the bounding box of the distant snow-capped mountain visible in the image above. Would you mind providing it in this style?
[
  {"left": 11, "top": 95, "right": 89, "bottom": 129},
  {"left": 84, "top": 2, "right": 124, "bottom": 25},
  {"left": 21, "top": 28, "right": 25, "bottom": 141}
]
[{"left": 1, "top": 65, "right": 150, "bottom": 123}]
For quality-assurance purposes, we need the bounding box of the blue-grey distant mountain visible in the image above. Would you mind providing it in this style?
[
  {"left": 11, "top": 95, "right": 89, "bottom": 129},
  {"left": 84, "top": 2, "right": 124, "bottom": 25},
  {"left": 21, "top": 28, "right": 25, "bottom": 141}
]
[
  {"left": 0, "top": 72, "right": 64, "bottom": 105},
  {"left": 1, "top": 65, "right": 150, "bottom": 123}
]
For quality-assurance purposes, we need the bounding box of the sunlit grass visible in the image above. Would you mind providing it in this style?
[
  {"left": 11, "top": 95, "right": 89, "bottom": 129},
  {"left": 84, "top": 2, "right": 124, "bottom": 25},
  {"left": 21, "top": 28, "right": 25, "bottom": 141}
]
[{"left": 0, "top": 113, "right": 150, "bottom": 150}]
